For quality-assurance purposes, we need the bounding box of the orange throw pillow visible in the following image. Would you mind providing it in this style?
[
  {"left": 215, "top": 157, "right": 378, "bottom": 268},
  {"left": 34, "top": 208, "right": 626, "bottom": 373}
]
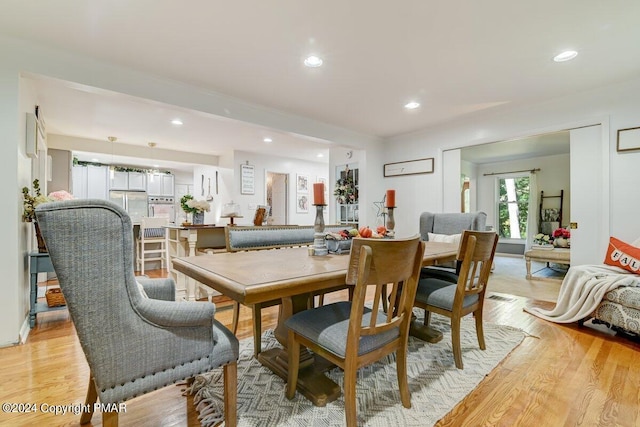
[{"left": 604, "top": 237, "right": 640, "bottom": 274}]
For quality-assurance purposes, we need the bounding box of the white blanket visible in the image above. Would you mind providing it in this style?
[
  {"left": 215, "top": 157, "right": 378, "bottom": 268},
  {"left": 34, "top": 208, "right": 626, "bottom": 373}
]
[{"left": 524, "top": 264, "right": 640, "bottom": 323}]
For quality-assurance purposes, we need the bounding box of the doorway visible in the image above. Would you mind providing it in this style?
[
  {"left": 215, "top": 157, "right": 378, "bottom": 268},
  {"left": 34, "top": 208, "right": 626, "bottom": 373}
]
[{"left": 266, "top": 172, "right": 288, "bottom": 225}]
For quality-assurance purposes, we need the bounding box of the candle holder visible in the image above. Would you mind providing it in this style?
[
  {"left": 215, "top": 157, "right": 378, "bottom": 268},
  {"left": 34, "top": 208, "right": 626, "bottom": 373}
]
[
  {"left": 313, "top": 204, "right": 328, "bottom": 256},
  {"left": 386, "top": 206, "right": 396, "bottom": 238}
]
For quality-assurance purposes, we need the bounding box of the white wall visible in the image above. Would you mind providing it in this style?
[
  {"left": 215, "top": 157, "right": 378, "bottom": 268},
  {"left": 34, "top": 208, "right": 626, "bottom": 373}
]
[
  {"left": 229, "top": 150, "right": 329, "bottom": 226},
  {"left": 461, "top": 160, "right": 478, "bottom": 212},
  {"left": 329, "top": 144, "right": 385, "bottom": 231},
  {"left": 190, "top": 165, "right": 233, "bottom": 225},
  {"left": 475, "top": 154, "right": 570, "bottom": 230},
  {"left": 1, "top": 66, "right": 38, "bottom": 346},
  {"left": 384, "top": 76, "right": 640, "bottom": 245}
]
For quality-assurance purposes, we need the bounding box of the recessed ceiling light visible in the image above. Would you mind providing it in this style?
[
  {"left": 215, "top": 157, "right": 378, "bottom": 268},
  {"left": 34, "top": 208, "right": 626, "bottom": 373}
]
[
  {"left": 171, "top": 119, "right": 183, "bottom": 125},
  {"left": 263, "top": 137, "right": 273, "bottom": 143},
  {"left": 91, "top": 158, "right": 99, "bottom": 162},
  {"left": 304, "top": 55, "right": 323, "bottom": 67},
  {"left": 153, "top": 164, "right": 160, "bottom": 168},
  {"left": 316, "top": 153, "right": 324, "bottom": 158},
  {"left": 404, "top": 101, "right": 421, "bottom": 110},
  {"left": 553, "top": 50, "right": 578, "bottom": 62}
]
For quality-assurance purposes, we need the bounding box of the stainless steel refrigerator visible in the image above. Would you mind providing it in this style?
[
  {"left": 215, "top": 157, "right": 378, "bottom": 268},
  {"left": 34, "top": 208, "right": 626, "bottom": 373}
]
[{"left": 109, "top": 190, "right": 148, "bottom": 224}]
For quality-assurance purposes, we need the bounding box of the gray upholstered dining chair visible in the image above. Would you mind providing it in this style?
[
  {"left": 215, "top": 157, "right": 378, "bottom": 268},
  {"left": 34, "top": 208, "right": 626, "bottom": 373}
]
[
  {"left": 413, "top": 230, "right": 498, "bottom": 369},
  {"left": 419, "top": 211, "right": 488, "bottom": 282},
  {"left": 285, "top": 236, "right": 425, "bottom": 427},
  {"left": 35, "top": 199, "right": 239, "bottom": 427}
]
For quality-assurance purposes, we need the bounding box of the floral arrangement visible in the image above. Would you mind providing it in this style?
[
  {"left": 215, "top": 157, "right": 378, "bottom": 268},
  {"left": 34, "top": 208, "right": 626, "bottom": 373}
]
[
  {"left": 334, "top": 167, "right": 358, "bottom": 204},
  {"left": 48, "top": 190, "right": 74, "bottom": 201},
  {"left": 552, "top": 228, "right": 571, "bottom": 239},
  {"left": 533, "top": 233, "right": 552, "bottom": 245},
  {"left": 180, "top": 194, "right": 210, "bottom": 213},
  {"left": 22, "top": 180, "right": 75, "bottom": 222}
]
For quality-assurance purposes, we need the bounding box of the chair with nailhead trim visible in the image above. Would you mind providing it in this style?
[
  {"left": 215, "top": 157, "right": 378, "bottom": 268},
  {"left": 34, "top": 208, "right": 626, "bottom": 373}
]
[{"left": 36, "top": 199, "right": 239, "bottom": 427}]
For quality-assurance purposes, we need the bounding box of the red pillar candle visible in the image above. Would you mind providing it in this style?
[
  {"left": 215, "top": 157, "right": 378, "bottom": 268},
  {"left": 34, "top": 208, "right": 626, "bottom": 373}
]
[
  {"left": 313, "top": 182, "right": 325, "bottom": 205},
  {"left": 386, "top": 189, "right": 396, "bottom": 207}
]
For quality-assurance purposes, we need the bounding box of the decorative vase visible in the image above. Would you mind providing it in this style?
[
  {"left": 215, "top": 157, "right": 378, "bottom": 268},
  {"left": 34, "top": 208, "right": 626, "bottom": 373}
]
[
  {"left": 192, "top": 211, "right": 205, "bottom": 225},
  {"left": 554, "top": 237, "right": 569, "bottom": 248},
  {"left": 34, "top": 222, "right": 47, "bottom": 253}
]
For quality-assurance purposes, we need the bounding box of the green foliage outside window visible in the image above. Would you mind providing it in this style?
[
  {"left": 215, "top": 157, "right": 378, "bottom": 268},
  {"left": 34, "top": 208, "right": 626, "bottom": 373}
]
[{"left": 497, "top": 177, "right": 530, "bottom": 239}]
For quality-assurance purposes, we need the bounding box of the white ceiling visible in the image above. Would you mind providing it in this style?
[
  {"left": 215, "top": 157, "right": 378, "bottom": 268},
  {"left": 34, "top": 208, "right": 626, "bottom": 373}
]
[{"left": 3, "top": 1, "right": 640, "bottom": 167}]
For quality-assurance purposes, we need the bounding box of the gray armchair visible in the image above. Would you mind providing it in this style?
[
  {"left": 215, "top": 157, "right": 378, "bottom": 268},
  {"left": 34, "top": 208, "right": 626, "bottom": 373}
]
[
  {"left": 35, "top": 199, "right": 239, "bottom": 427},
  {"left": 419, "top": 211, "right": 487, "bottom": 281},
  {"left": 419, "top": 211, "right": 487, "bottom": 241}
]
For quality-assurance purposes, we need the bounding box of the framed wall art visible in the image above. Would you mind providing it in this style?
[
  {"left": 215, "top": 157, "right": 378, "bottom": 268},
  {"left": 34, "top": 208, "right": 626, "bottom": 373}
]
[
  {"left": 383, "top": 157, "right": 434, "bottom": 177},
  {"left": 296, "top": 194, "right": 309, "bottom": 213},
  {"left": 617, "top": 126, "right": 640, "bottom": 152},
  {"left": 296, "top": 174, "right": 309, "bottom": 193},
  {"left": 241, "top": 163, "right": 255, "bottom": 195}
]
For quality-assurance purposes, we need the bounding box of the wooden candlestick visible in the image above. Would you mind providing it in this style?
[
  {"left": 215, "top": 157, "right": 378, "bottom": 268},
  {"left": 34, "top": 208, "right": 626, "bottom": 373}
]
[
  {"left": 312, "top": 204, "right": 328, "bottom": 256},
  {"left": 386, "top": 207, "right": 396, "bottom": 237}
]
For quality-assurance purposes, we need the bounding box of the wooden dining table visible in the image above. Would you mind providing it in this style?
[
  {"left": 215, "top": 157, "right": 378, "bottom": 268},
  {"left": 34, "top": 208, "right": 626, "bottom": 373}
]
[{"left": 172, "top": 241, "right": 457, "bottom": 406}]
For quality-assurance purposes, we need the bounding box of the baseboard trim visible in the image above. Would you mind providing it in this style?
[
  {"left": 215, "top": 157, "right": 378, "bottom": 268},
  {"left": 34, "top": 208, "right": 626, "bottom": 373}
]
[{"left": 19, "top": 316, "right": 30, "bottom": 344}]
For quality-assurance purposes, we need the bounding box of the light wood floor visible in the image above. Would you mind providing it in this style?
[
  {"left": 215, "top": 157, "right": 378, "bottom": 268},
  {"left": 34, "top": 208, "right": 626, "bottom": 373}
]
[{"left": 1, "top": 268, "right": 638, "bottom": 427}]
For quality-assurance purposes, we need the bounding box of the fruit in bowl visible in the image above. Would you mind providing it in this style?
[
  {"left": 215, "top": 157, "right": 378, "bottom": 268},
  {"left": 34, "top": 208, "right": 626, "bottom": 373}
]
[{"left": 326, "top": 229, "right": 359, "bottom": 241}]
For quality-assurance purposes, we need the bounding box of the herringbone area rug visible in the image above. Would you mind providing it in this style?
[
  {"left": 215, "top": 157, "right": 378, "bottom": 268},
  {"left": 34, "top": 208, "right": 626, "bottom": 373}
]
[{"left": 189, "top": 311, "right": 525, "bottom": 426}]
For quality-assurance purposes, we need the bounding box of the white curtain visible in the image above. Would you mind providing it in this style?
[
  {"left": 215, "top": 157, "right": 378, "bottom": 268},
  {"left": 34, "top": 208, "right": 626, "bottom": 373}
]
[{"left": 525, "top": 171, "right": 538, "bottom": 250}]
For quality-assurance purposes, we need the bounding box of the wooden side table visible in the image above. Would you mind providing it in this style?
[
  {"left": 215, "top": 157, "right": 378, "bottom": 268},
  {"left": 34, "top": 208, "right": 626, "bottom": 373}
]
[
  {"left": 524, "top": 247, "right": 571, "bottom": 279},
  {"left": 29, "top": 252, "right": 66, "bottom": 328}
]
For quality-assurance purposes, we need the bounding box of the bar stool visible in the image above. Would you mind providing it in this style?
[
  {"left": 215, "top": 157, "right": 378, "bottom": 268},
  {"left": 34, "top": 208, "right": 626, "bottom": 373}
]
[{"left": 136, "top": 217, "right": 168, "bottom": 274}]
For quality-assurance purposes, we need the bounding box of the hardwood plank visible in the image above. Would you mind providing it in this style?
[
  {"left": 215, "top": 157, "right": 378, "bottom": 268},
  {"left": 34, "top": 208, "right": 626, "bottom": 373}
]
[{"left": 1, "top": 268, "right": 638, "bottom": 426}]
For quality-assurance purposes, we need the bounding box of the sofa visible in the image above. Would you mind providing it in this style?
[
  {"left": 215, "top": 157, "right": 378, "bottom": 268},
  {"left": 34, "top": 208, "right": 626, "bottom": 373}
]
[
  {"left": 592, "top": 281, "right": 640, "bottom": 336},
  {"left": 589, "top": 237, "right": 640, "bottom": 336}
]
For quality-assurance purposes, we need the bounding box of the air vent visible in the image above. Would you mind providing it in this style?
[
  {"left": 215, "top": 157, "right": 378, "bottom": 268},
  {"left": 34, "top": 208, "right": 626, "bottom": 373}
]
[{"left": 487, "top": 294, "right": 516, "bottom": 302}]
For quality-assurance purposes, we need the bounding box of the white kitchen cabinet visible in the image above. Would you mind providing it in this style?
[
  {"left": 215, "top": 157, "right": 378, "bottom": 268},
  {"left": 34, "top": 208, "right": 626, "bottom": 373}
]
[
  {"left": 147, "top": 173, "right": 174, "bottom": 196},
  {"left": 128, "top": 172, "right": 146, "bottom": 191},
  {"left": 110, "top": 171, "right": 146, "bottom": 191},
  {"left": 110, "top": 171, "right": 128, "bottom": 190},
  {"left": 72, "top": 165, "right": 88, "bottom": 198},
  {"left": 86, "top": 165, "right": 109, "bottom": 199},
  {"left": 73, "top": 164, "right": 109, "bottom": 199}
]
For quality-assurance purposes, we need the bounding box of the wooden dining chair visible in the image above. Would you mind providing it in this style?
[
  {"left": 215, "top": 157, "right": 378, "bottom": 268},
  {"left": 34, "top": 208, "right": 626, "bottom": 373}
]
[
  {"left": 285, "top": 236, "right": 425, "bottom": 427},
  {"left": 413, "top": 230, "right": 498, "bottom": 369}
]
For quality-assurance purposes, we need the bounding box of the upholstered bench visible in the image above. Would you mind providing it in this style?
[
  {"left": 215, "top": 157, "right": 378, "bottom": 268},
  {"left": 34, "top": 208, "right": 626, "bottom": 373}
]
[
  {"left": 225, "top": 224, "right": 346, "bottom": 252},
  {"left": 524, "top": 247, "right": 570, "bottom": 279}
]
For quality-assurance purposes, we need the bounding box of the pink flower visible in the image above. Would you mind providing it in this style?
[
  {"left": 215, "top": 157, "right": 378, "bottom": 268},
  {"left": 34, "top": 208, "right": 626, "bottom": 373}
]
[
  {"left": 552, "top": 228, "right": 570, "bottom": 239},
  {"left": 48, "top": 190, "right": 74, "bottom": 201}
]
